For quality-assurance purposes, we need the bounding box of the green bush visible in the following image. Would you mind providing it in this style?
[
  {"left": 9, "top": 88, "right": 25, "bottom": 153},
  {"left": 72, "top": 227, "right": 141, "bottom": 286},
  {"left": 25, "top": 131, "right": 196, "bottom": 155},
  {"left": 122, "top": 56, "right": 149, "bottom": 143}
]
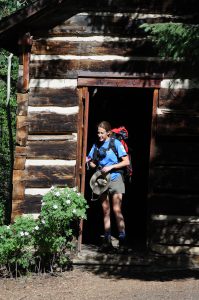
[{"left": 0, "top": 186, "right": 88, "bottom": 277}]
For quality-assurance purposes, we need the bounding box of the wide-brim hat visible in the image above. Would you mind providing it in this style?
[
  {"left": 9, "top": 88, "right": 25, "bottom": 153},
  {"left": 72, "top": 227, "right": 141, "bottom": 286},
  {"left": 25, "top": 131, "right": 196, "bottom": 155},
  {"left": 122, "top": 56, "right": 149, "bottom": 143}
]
[{"left": 90, "top": 170, "right": 111, "bottom": 195}]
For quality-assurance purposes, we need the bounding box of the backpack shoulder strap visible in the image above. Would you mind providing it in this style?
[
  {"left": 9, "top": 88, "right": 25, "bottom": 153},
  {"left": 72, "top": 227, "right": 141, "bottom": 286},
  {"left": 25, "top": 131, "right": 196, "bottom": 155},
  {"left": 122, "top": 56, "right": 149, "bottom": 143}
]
[
  {"left": 93, "top": 144, "right": 99, "bottom": 162},
  {"left": 108, "top": 137, "right": 118, "bottom": 158}
]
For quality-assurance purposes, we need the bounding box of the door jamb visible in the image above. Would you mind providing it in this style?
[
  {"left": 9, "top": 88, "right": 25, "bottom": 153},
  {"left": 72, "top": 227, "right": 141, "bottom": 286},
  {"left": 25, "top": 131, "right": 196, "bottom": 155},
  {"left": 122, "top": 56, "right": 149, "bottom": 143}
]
[{"left": 77, "top": 77, "right": 160, "bottom": 251}]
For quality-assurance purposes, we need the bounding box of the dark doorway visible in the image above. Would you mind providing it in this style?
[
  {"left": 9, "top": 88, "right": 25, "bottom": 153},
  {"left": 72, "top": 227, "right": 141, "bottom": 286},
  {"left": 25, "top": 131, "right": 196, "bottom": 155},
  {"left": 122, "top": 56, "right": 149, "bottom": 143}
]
[{"left": 83, "top": 87, "right": 153, "bottom": 250}]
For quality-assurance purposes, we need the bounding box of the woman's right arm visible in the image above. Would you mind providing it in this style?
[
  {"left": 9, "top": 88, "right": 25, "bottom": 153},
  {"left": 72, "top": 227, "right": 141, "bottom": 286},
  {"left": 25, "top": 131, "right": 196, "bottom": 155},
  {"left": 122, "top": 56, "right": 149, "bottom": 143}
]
[{"left": 87, "top": 145, "right": 97, "bottom": 169}]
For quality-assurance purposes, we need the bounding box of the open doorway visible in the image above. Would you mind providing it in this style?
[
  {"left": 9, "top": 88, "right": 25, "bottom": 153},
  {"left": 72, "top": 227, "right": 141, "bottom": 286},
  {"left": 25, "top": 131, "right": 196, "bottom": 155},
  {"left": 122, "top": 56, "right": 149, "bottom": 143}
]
[{"left": 82, "top": 86, "right": 154, "bottom": 250}]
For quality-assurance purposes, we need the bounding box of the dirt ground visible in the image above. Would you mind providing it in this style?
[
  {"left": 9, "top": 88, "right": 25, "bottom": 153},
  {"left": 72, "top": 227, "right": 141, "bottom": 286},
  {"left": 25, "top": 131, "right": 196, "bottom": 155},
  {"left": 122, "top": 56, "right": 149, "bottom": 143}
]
[{"left": 1, "top": 266, "right": 199, "bottom": 300}]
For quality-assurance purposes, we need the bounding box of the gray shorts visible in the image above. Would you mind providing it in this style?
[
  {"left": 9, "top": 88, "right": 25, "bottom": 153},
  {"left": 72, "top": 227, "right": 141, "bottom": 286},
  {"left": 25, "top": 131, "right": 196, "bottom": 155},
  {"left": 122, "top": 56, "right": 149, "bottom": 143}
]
[{"left": 108, "top": 174, "right": 125, "bottom": 195}]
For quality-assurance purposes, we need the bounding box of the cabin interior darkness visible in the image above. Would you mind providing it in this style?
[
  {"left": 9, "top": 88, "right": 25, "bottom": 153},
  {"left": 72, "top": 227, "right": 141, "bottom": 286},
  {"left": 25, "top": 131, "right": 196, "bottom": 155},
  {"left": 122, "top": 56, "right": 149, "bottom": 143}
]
[{"left": 83, "top": 86, "right": 153, "bottom": 250}]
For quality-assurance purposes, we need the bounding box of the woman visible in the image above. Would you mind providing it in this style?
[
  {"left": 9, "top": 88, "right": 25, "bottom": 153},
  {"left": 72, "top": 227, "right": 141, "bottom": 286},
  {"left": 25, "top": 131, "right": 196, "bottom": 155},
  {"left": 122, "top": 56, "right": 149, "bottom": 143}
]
[{"left": 87, "top": 121, "right": 130, "bottom": 252}]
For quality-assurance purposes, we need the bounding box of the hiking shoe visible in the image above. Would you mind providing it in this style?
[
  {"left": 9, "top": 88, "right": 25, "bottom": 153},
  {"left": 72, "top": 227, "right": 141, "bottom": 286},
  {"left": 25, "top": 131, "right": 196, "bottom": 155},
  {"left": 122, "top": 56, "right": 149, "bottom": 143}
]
[
  {"left": 117, "top": 238, "right": 128, "bottom": 254},
  {"left": 98, "top": 237, "right": 115, "bottom": 253}
]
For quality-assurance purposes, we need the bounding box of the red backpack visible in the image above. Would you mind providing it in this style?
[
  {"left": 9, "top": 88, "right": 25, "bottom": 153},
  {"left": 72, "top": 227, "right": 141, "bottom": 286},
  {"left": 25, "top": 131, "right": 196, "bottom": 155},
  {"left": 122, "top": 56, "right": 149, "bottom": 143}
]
[{"left": 110, "top": 126, "right": 133, "bottom": 183}]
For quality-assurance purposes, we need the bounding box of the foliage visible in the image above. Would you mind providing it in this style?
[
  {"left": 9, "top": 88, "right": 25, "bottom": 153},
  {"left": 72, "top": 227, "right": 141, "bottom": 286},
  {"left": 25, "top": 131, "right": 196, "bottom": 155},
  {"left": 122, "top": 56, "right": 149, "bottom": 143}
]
[
  {"left": 0, "top": 49, "right": 18, "bottom": 223},
  {"left": 0, "top": 0, "right": 34, "bottom": 19},
  {"left": 0, "top": 186, "right": 88, "bottom": 277},
  {"left": 140, "top": 23, "right": 199, "bottom": 75}
]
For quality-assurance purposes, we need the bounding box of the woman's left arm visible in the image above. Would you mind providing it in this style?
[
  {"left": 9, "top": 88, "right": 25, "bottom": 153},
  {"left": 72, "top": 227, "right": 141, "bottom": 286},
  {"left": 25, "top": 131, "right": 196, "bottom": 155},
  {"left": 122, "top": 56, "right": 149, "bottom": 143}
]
[{"left": 102, "top": 155, "right": 130, "bottom": 173}]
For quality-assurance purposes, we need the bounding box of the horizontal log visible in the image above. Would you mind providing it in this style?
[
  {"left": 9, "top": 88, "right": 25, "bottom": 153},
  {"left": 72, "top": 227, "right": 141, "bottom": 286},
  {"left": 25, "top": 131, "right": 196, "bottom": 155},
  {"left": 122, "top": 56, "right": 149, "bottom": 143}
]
[
  {"left": 149, "top": 221, "right": 199, "bottom": 245},
  {"left": 28, "top": 112, "right": 77, "bottom": 134},
  {"left": 12, "top": 181, "right": 25, "bottom": 201},
  {"left": 11, "top": 201, "right": 23, "bottom": 220},
  {"left": 157, "top": 113, "right": 199, "bottom": 136},
  {"left": 154, "top": 139, "right": 199, "bottom": 165},
  {"left": 27, "top": 134, "right": 77, "bottom": 141},
  {"left": 150, "top": 243, "right": 199, "bottom": 255},
  {"left": 78, "top": 77, "right": 161, "bottom": 88},
  {"left": 26, "top": 140, "right": 77, "bottom": 159},
  {"left": 29, "top": 87, "right": 78, "bottom": 107},
  {"left": 13, "top": 157, "right": 26, "bottom": 170},
  {"left": 32, "top": 39, "right": 156, "bottom": 56},
  {"left": 29, "top": 59, "right": 187, "bottom": 79},
  {"left": 150, "top": 166, "right": 199, "bottom": 193},
  {"left": 159, "top": 88, "right": 199, "bottom": 111},
  {"left": 15, "top": 146, "right": 27, "bottom": 156},
  {"left": 32, "top": 12, "right": 196, "bottom": 37},
  {"left": 13, "top": 170, "right": 26, "bottom": 182},
  {"left": 25, "top": 165, "right": 76, "bottom": 188},
  {"left": 148, "top": 193, "right": 199, "bottom": 216},
  {"left": 16, "top": 93, "right": 28, "bottom": 116},
  {"left": 16, "top": 116, "right": 28, "bottom": 146},
  {"left": 15, "top": 196, "right": 42, "bottom": 214}
]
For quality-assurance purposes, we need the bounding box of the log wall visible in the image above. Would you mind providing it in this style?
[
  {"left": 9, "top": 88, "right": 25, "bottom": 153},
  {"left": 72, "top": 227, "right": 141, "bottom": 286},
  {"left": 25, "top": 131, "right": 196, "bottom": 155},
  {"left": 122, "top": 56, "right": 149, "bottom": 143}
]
[
  {"left": 149, "top": 81, "right": 199, "bottom": 254},
  {"left": 12, "top": 1, "right": 199, "bottom": 254}
]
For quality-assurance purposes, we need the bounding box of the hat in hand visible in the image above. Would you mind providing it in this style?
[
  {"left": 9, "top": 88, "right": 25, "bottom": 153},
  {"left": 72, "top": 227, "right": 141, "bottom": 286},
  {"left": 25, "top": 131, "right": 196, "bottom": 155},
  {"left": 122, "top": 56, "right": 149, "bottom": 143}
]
[{"left": 90, "top": 170, "right": 111, "bottom": 195}]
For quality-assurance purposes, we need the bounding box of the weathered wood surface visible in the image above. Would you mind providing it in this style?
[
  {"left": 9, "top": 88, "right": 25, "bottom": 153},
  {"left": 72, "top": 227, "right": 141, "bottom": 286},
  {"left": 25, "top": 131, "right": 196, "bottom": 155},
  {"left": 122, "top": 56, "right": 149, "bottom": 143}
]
[
  {"left": 159, "top": 89, "right": 199, "bottom": 111},
  {"left": 157, "top": 113, "right": 199, "bottom": 136},
  {"left": 31, "top": 12, "right": 197, "bottom": 37},
  {"left": 13, "top": 196, "right": 41, "bottom": 214},
  {"left": 148, "top": 193, "right": 199, "bottom": 216},
  {"left": 29, "top": 59, "right": 186, "bottom": 79},
  {"left": 26, "top": 140, "right": 77, "bottom": 159},
  {"left": 12, "top": 181, "right": 25, "bottom": 201},
  {"left": 24, "top": 165, "right": 76, "bottom": 188},
  {"left": 13, "top": 157, "right": 26, "bottom": 170},
  {"left": 153, "top": 139, "right": 199, "bottom": 165},
  {"left": 32, "top": 39, "right": 155, "bottom": 56},
  {"left": 151, "top": 166, "right": 199, "bottom": 193},
  {"left": 16, "top": 93, "right": 28, "bottom": 116},
  {"left": 150, "top": 220, "right": 199, "bottom": 245},
  {"left": 16, "top": 116, "right": 28, "bottom": 146},
  {"left": 28, "top": 112, "right": 77, "bottom": 134},
  {"left": 29, "top": 87, "right": 78, "bottom": 107},
  {"left": 78, "top": 77, "right": 161, "bottom": 87},
  {"left": 15, "top": 146, "right": 27, "bottom": 156}
]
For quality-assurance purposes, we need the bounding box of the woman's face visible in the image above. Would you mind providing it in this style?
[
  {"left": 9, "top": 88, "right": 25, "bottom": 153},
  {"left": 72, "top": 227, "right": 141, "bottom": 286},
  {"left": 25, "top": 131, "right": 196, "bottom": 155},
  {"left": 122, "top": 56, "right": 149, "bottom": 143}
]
[{"left": 97, "top": 126, "right": 109, "bottom": 142}]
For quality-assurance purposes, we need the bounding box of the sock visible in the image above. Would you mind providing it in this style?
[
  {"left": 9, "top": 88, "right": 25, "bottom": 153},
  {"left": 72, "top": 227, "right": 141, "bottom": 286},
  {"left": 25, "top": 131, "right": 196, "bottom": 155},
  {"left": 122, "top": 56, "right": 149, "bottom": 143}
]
[
  {"left": 119, "top": 231, "right": 126, "bottom": 240},
  {"left": 104, "top": 231, "right": 111, "bottom": 240}
]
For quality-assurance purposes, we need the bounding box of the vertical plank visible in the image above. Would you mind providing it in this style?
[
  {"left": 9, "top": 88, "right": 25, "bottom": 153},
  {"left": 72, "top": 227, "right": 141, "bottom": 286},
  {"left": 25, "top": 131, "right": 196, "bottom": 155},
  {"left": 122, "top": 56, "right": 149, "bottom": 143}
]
[
  {"left": 80, "top": 87, "right": 89, "bottom": 194},
  {"left": 77, "top": 87, "right": 90, "bottom": 252},
  {"left": 149, "top": 88, "right": 159, "bottom": 163}
]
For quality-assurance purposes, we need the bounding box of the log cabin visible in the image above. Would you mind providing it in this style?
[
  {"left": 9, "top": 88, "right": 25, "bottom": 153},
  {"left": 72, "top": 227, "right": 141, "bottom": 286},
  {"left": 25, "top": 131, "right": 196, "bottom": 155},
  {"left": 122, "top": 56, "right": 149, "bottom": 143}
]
[{"left": 0, "top": 0, "right": 198, "bottom": 255}]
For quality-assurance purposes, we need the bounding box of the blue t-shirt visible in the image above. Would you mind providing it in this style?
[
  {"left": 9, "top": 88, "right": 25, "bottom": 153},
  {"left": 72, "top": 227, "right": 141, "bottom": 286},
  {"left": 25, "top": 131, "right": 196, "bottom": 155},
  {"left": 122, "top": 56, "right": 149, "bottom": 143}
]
[{"left": 88, "top": 138, "right": 127, "bottom": 180}]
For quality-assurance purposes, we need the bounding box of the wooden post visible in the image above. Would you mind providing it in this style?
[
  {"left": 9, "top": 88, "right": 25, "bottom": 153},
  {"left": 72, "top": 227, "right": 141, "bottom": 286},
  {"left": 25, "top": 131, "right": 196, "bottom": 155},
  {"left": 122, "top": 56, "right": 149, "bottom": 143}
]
[
  {"left": 18, "top": 32, "right": 33, "bottom": 93},
  {"left": 77, "top": 87, "right": 89, "bottom": 252}
]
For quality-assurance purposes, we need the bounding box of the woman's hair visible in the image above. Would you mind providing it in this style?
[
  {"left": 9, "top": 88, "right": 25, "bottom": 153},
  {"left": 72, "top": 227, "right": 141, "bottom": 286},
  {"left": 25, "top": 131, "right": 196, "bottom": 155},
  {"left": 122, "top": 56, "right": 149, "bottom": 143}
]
[{"left": 97, "top": 121, "right": 111, "bottom": 132}]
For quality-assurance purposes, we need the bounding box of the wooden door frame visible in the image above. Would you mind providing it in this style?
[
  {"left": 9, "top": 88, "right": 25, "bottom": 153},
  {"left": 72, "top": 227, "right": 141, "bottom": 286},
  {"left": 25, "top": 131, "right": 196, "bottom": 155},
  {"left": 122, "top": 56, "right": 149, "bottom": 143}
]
[{"left": 77, "top": 77, "right": 161, "bottom": 251}]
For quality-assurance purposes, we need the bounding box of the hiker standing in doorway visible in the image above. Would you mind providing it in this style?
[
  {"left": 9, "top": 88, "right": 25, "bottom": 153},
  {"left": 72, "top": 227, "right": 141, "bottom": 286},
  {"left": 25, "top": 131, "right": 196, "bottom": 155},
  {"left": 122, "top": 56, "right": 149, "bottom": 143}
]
[{"left": 87, "top": 121, "right": 130, "bottom": 252}]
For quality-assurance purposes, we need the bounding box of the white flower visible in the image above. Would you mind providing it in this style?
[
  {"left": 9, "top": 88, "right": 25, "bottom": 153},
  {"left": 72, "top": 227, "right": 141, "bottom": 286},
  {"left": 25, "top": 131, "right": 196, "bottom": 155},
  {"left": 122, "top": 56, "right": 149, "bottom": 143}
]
[
  {"left": 66, "top": 199, "right": 71, "bottom": 205},
  {"left": 41, "top": 202, "right": 45, "bottom": 206},
  {"left": 34, "top": 225, "right": 39, "bottom": 230},
  {"left": 20, "top": 231, "right": 25, "bottom": 236},
  {"left": 53, "top": 204, "right": 58, "bottom": 209},
  {"left": 50, "top": 186, "right": 55, "bottom": 190},
  {"left": 41, "top": 219, "right": 45, "bottom": 224},
  {"left": 24, "top": 232, "right": 29, "bottom": 236},
  {"left": 77, "top": 193, "right": 81, "bottom": 196},
  {"left": 55, "top": 192, "right": 60, "bottom": 196},
  {"left": 6, "top": 225, "right": 10, "bottom": 229},
  {"left": 72, "top": 209, "right": 76, "bottom": 214},
  {"left": 72, "top": 187, "right": 77, "bottom": 192}
]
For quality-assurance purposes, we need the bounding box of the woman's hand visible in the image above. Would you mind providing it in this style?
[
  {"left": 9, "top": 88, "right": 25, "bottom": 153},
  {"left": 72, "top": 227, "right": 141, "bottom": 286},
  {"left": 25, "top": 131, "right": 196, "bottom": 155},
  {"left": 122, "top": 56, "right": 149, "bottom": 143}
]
[
  {"left": 101, "top": 165, "right": 114, "bottom": 173},
  {"left": 101, "top": 155, "right": 130, "bottom": 174}
]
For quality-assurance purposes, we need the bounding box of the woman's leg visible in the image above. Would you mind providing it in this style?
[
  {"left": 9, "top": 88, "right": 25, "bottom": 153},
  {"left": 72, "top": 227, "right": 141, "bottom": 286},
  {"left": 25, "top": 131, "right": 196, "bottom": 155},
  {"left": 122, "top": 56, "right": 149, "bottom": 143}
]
[
  {"left": 112, "top": 192, "right": 125, "bottom": 233},
  {"left": 99, "top": 193, "right": 114, "bottom": 252},
  {"left": 101, "top": 192, "right": 111, "bottom": 233}
]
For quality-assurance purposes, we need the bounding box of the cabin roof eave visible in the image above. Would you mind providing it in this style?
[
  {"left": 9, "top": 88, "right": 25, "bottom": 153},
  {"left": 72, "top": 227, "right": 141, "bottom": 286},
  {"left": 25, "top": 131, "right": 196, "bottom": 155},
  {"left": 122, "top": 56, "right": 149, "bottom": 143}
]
[{"left": 0, "top": 0, "right": 65, "bottom": 53}]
